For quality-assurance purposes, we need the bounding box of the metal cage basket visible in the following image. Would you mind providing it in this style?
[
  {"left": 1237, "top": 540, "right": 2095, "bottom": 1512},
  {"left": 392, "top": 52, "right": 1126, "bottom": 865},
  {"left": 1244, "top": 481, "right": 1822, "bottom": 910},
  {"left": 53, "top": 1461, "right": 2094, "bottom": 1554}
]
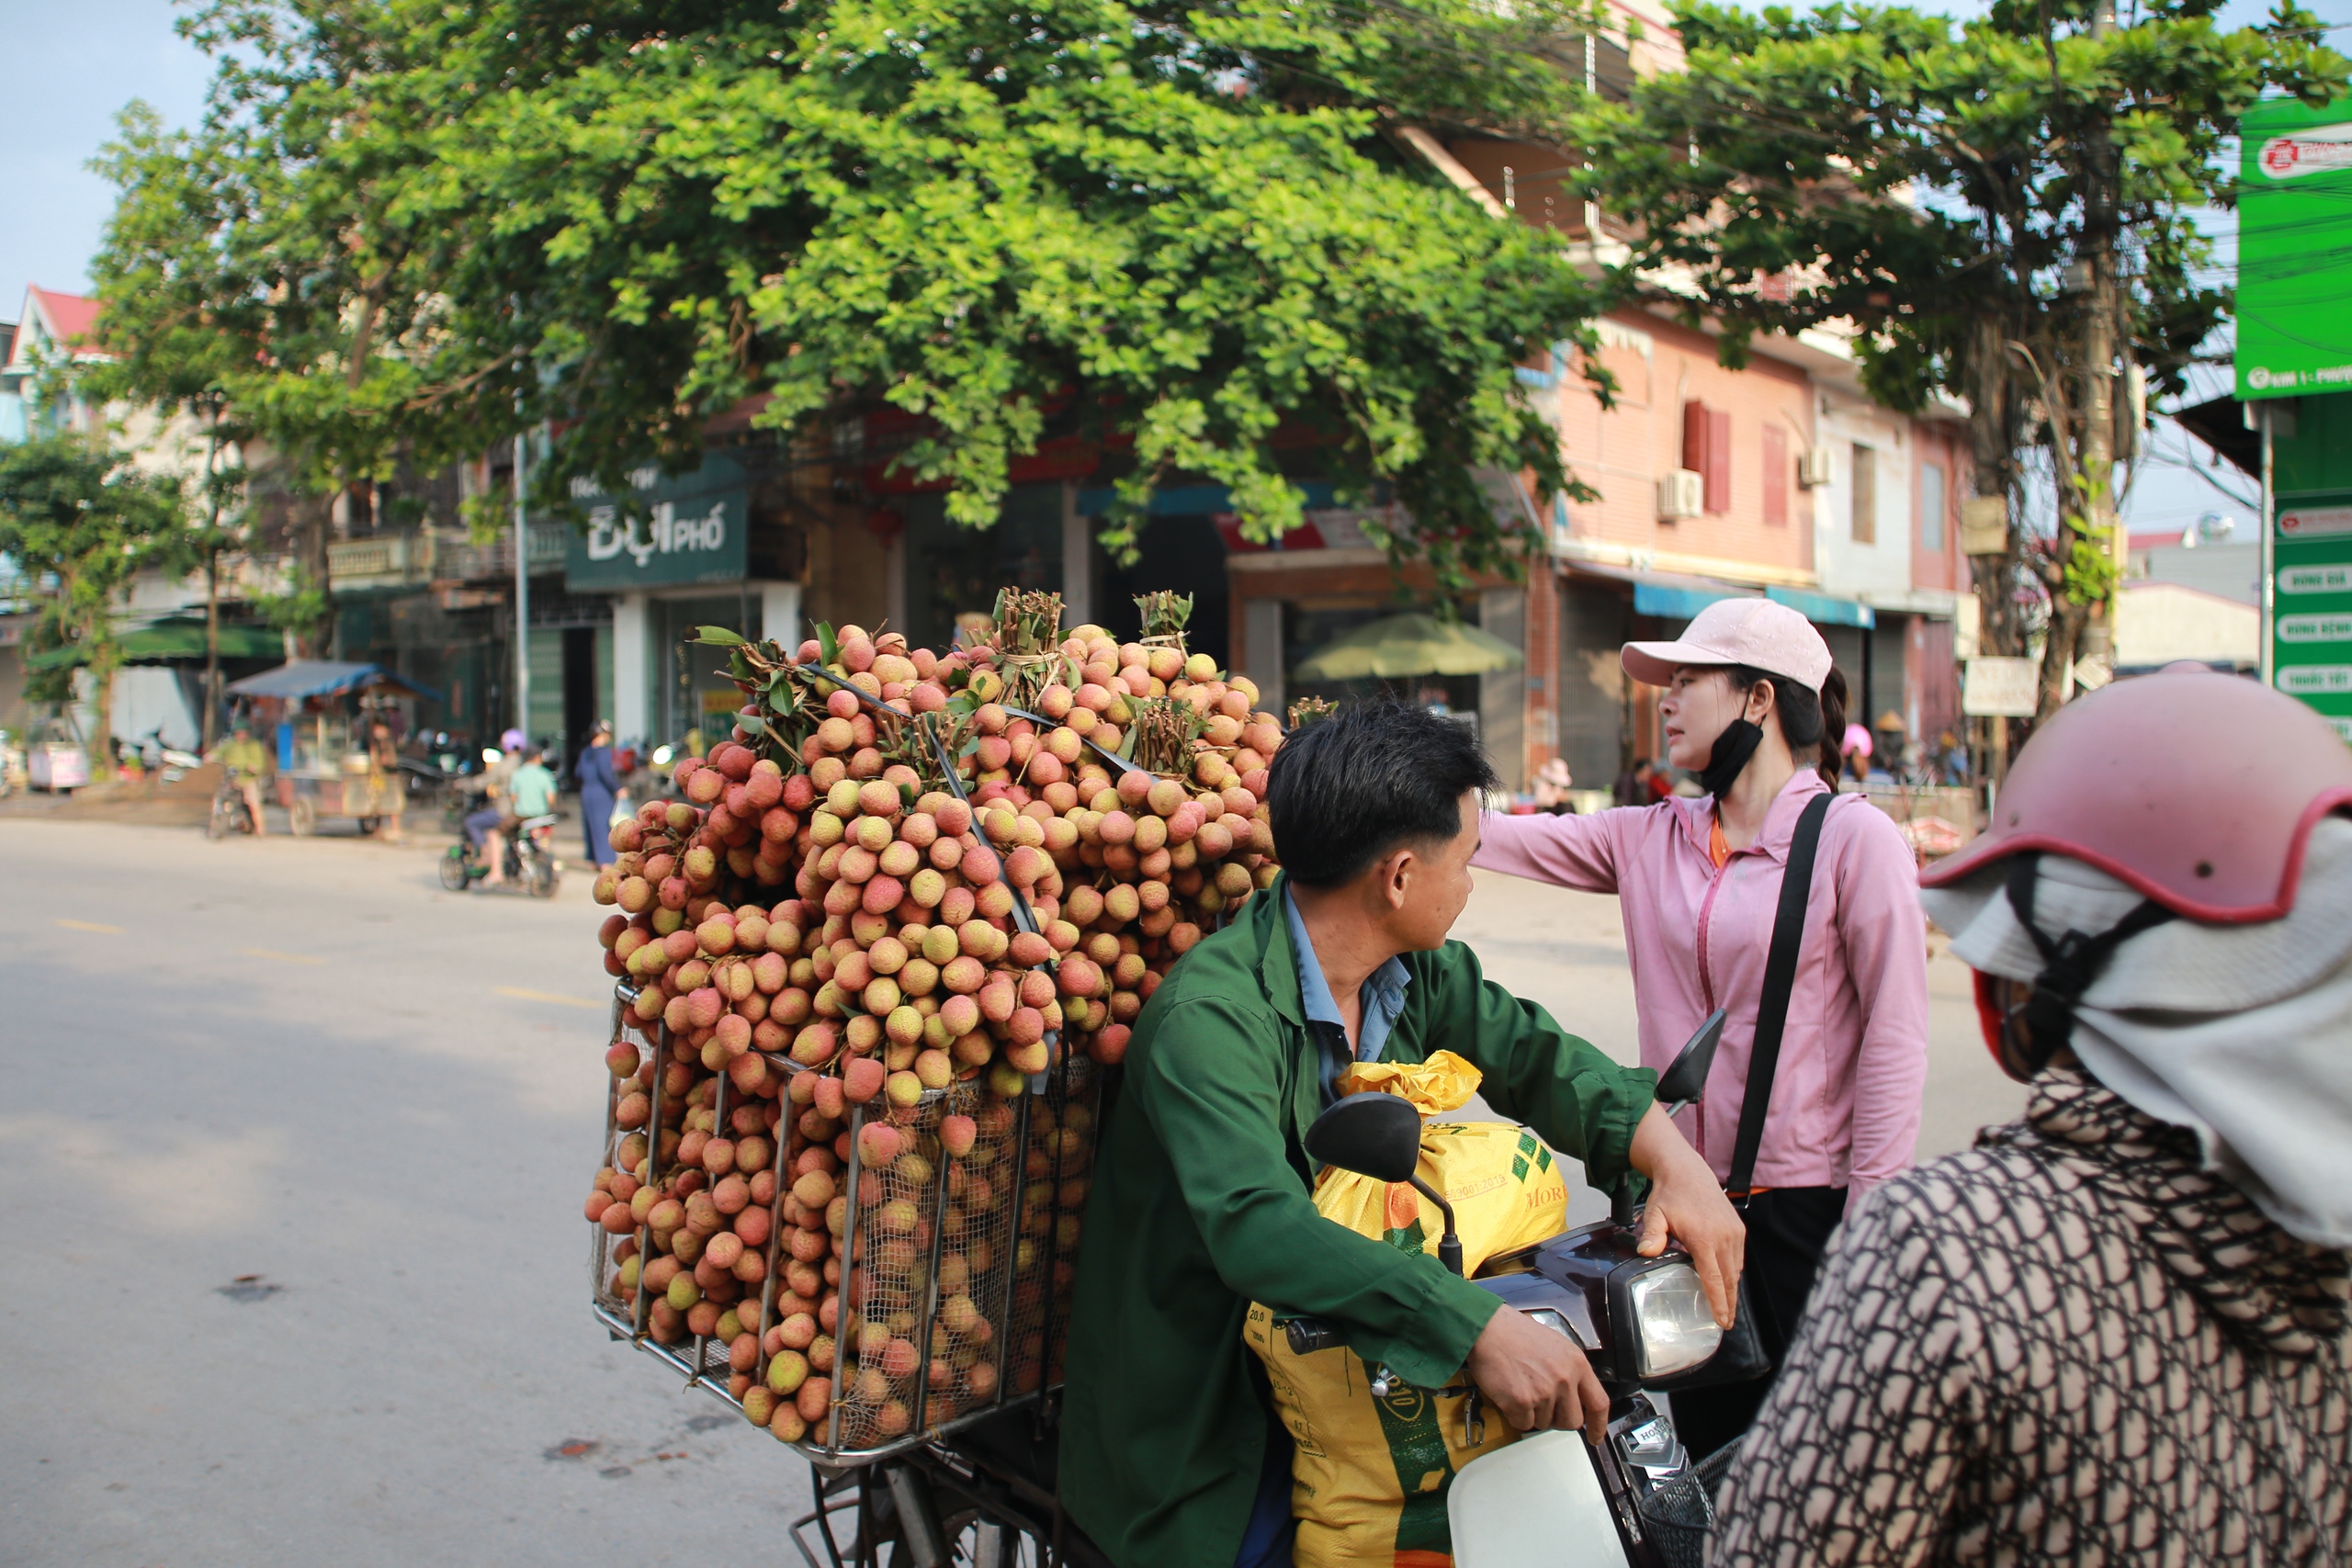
[{"left": 588, "top": 982, "right": 1102, "bottom": 1466}]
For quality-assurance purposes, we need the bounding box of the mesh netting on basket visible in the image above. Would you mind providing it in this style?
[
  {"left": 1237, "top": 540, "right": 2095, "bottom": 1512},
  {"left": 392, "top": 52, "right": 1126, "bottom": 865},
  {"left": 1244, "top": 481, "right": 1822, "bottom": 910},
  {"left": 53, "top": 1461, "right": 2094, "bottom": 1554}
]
[
  {"left": 1636, "top": 1438, "right": 1743, "bottom": 1568},
  {"left": 1004, "top": 1055, "right": 1100, "bottom": 1397},
  {"left": 827, "top": 1081, "right": 1024, "bottom": 1450}
]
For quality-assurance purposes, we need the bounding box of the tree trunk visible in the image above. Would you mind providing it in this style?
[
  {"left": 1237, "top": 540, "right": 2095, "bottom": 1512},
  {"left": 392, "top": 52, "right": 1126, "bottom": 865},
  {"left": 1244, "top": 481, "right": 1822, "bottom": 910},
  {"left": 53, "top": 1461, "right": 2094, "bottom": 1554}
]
[
  {"left": 205, "top": 549, "right": 221, "bottom": 751},
  {"left": 1967, "top": 313, "right": 2020, "bottom": 661},
  {"left": 2037, "top": 592, "right": 2087, "bottom": 720},
  {"left": 87, "top": 647, "right": 119, "bottom": 763},
  {"left": 203, "top": 417, "right": 224, "bottom": 750},
  {"left": 294, "top": 496, "right": 334, "bottom": 659},
  {"left": 2039, "top": 0, "right": 2122, "bottom": 727}
]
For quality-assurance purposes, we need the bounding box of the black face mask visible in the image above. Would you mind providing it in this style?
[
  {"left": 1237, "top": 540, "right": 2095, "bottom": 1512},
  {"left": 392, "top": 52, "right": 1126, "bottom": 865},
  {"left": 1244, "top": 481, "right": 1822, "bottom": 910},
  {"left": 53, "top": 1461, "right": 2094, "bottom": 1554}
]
[{"left": 1695, "top": 718, "right": 1764, "bottom": 799}]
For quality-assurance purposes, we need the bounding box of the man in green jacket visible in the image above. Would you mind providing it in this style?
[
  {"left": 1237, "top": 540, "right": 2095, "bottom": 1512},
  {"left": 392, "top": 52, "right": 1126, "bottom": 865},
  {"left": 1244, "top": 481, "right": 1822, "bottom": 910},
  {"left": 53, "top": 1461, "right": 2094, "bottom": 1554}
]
[{"left": 1062, "top": 703, "right": 1745, "bottom": 1568}]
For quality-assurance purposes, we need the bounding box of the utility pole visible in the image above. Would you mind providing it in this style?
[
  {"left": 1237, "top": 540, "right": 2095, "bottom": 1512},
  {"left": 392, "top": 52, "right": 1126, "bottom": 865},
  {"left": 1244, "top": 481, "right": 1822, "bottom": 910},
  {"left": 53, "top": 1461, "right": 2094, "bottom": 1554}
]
[{"left": 513, "top": 426, "right": 530, "bottom": 741}]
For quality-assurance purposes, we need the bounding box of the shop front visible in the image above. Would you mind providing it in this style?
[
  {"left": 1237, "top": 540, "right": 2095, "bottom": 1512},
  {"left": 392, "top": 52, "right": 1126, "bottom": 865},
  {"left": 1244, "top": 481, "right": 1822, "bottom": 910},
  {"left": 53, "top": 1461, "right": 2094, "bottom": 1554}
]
[{"left": 565, "top": 452, "right": 802, "bottom": 751}]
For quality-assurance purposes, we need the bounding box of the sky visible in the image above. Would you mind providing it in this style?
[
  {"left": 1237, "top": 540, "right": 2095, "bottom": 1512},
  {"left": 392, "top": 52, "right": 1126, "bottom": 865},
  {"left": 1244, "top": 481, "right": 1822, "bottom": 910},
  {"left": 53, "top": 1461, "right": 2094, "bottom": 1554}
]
[
  {"left": 2, "top": 2, "right": 212, "bottom": 312},
  {"left": 0, "top": 0, "right": 2335, "bottom": 537}
]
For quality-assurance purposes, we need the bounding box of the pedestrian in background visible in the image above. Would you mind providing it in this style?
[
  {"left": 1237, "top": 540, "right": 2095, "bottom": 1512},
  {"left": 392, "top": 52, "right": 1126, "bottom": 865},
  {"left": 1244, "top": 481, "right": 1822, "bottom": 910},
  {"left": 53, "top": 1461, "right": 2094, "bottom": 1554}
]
[
  {"left": 1473, "top": 597, "right": 1929, "bottom": 1458},
  {"left": 575, "top": 720, "right": 619, "bottom": 867},
  {"left": 1532, "top": 756, "right": 1575, "bottom": 813},
  {"left": 464, "top": 728, "right": 526, "bottom": 886},
  {"left": 365, "top": 716, "right": 406, "bottom": 843}
]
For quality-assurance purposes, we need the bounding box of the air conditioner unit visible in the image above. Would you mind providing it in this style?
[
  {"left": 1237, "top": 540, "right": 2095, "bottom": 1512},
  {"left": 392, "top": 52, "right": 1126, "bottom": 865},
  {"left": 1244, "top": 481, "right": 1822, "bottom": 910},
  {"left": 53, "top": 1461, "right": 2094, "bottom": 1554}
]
[
  {"left": 1657, "top": 468, "right": 1703, "bottom": 520},
  {"left": 1796, "top": 446, "right": 1834, "bottom": 488}
]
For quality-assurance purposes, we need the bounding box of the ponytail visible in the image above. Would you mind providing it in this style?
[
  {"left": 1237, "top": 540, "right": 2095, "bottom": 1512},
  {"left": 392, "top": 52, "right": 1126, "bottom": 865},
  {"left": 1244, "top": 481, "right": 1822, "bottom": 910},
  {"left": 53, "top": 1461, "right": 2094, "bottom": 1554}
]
[
  {"left": 1815, "top": 667, "right": 1848, "bottom": 789},
  {"left": 1732, "top": 663, "right": 1847, "bottom": 788}
]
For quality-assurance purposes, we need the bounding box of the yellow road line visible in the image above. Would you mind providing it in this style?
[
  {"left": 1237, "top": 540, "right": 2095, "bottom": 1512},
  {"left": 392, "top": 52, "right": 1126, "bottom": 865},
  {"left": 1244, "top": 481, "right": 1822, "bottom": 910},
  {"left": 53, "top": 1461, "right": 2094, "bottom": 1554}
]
[
  {"left": 54, "top": 919, "right": 125, "bottom": 934},
  {"left": 240, "top": 947, "right": 327, "bottom": 966},
  {"left": 497, "top": 987, "right": 605, "bottom": 1010}
]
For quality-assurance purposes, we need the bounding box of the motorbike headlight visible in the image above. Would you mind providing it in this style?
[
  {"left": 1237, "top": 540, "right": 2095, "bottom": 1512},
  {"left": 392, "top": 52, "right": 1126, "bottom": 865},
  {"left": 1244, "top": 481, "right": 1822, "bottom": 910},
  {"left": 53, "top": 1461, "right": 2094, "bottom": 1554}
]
[
  {"left": 651, "top": 745, "right": 674, "bottom": 766},
  {"left": 1626, "top": 1261, "right": 1721, "bottom": 1379}
]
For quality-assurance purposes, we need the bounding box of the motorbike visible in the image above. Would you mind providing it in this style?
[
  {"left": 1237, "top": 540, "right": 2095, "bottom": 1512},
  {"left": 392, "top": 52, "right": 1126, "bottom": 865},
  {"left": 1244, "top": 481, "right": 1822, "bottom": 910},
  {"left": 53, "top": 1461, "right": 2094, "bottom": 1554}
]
[
  {"left": 137, "top": 726, "right": 205, "bottom": 784},
  {"left": 1286, "top": 1008, "right": 1747, "bottom": 1568},
  {"left": 775, "top": 1013, "right": 1745, "bottom": 1568},
  {"left": 209, "top": 774, "right": 261, "bottom": 839},
  {"left": 439, "top": 812, "right": 562, "bottom": 897}
]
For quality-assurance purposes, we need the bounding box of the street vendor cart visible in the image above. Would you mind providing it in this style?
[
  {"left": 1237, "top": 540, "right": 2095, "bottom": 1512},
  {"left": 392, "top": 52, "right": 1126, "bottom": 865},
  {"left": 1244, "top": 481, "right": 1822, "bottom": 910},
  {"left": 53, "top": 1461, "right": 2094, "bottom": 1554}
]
[{"left": 224, "top": 660, "right": 441, "bottom": 837}]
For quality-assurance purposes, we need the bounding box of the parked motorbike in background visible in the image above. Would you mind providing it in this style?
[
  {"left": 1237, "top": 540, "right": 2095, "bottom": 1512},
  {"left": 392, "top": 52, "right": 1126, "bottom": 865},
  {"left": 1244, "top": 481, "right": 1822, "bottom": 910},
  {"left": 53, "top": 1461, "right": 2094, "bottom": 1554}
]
[
  {"left": 138, "top": 727, "right": 205, "bottom": 784},
  {"left": 1291, "top": 1010, "right": 1747, "bottom": 1568},
  {"left": 439, "top": 812, "right": 562, "bottom": 897}
]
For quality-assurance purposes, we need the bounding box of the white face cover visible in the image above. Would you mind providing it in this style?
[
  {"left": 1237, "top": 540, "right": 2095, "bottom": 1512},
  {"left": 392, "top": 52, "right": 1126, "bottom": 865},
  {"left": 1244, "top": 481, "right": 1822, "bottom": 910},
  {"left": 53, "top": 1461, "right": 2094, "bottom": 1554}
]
[{"left": 1920, "top": 816, "right": 2352, "bottom": 1248}]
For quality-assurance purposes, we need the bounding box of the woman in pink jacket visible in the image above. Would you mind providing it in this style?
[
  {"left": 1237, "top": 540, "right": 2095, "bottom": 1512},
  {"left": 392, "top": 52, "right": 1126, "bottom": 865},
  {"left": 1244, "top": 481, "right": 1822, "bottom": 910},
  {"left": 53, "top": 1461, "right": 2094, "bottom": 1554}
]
[{"left": 1476, "top": 596, "right": 1928, "bottom": 1456}]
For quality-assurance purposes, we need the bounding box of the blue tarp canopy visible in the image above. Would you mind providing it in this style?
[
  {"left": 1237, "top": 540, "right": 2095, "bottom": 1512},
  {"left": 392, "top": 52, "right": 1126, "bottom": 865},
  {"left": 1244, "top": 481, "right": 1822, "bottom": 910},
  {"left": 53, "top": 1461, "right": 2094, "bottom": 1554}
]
[{"left": 225, "top": 660, "right": 442, "bottom": 704}]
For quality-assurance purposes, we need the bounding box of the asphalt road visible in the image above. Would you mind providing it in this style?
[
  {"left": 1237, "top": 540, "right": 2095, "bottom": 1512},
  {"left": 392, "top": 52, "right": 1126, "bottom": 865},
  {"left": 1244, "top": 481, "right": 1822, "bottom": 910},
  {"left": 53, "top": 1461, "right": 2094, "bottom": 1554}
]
[{"left": 0, "top": 818, "right": 2022, "bottom": 1566}]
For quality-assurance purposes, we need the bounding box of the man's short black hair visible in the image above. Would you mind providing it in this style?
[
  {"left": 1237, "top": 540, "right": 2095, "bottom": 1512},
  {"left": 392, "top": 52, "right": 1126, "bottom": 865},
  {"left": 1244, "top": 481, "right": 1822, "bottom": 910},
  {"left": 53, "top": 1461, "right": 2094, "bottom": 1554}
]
[{"left": 1266, "top": 702, "right": 1498, "bottom": 887}]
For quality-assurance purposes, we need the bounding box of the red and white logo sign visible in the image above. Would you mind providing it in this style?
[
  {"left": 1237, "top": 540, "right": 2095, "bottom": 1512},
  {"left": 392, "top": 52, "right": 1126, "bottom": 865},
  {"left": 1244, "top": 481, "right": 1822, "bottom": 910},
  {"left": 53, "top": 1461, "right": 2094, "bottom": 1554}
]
[{"left": 2258, "top": 124, "right": 2352, "bottom": 181}]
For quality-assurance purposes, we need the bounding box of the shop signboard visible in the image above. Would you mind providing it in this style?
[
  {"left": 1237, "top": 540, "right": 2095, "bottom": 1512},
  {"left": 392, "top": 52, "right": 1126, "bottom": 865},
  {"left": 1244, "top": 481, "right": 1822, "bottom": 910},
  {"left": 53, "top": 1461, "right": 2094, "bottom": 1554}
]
[
  {"left": 563, "top": 454, "right": 749, "bottom": 592},
  {"left": 1962, "top": 657, "right": 2038, "bottom": 718},
  {"left": 2235, "top": 97, "right": 2352, "bottom": 401},
  {"left": 2272, "top": 492, "right": 2352, "bottom": 743}
]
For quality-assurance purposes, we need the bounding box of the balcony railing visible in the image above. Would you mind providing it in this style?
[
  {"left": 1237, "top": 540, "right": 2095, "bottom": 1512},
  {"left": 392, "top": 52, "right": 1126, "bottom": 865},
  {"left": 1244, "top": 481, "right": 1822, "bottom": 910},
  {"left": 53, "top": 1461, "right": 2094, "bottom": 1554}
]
[{"left": 321, "top": 522, "right": 571, "bottom": 589}]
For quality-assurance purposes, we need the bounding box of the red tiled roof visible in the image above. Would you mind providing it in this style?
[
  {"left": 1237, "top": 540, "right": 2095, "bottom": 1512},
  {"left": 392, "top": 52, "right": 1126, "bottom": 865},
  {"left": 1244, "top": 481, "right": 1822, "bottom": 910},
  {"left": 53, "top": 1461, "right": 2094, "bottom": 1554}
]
[{"left": 30, "top": 287, "right": 100, "bottom": 347}]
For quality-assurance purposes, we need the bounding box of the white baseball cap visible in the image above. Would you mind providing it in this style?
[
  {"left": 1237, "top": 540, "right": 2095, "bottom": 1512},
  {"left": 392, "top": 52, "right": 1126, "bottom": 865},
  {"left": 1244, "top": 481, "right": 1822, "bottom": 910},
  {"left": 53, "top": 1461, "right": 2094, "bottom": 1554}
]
[{"left": 1621, "top": 597, "right": 1834, "bottom": 689}]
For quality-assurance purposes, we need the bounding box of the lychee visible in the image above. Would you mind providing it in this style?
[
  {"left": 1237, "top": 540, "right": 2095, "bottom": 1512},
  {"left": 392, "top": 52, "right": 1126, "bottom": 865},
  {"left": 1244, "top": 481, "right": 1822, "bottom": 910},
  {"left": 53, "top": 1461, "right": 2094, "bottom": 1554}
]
[{"left": 939, "top": 1114, "right": 978, "bottom": 1158}]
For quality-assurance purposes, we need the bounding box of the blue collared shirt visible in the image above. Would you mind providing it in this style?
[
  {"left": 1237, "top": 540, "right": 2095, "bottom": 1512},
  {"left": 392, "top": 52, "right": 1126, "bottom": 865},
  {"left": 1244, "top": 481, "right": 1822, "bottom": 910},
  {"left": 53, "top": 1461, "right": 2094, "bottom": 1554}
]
[{"left": 1284, "top": 887, "right": 1412, "bottom": 1106}]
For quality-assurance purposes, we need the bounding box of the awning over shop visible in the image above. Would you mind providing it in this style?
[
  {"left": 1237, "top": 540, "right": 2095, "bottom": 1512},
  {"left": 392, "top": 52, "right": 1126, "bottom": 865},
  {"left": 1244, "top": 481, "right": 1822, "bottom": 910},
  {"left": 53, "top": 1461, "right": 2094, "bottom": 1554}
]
[
  {"left": 22, "top": 614, "right": 288, "bottom": 671},
  {"left": 2172, "top": 394, "right": 2260, "bottom": 479},
  {"left": 1562, "top": 560, "right": 1875, "bottom": 627},
  {"left": 1765, "top": 585, "right": 1876, "bottom": 629},
  {"left": 1563, "top": 560, "right": 1753, "bottom": 620},
  {"left": 226, "top": 660, "right": 442, "bottom": 704},
  {"left": 1293, "top": 613, "right": 1524, "bottom": 681}
]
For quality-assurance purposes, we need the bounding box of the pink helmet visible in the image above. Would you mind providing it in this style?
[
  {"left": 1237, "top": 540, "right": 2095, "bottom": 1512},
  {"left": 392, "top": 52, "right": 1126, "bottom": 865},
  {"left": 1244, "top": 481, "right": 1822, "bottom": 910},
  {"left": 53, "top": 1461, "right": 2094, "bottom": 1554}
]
[{"left": 1923, "top": 664, "right": 2352, "bottom": 923}]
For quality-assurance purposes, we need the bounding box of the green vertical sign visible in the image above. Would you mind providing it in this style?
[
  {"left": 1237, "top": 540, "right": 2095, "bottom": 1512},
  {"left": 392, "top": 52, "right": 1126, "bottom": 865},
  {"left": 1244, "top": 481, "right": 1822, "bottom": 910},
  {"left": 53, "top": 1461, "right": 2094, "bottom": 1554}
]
[
  {"left": 2236, "top": 97, "right": 2352, "bottom": 401},
  {"left": 2274, "top": 497, "right": 2352, "bottom": 743}
]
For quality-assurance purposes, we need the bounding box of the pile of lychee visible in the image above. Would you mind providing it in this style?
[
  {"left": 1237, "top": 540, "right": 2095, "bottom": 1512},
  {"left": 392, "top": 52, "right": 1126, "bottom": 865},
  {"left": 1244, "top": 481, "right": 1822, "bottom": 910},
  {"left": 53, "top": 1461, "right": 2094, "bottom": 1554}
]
[{"left": 582, "top": 598, "right": 1283, "bottom": 1451}]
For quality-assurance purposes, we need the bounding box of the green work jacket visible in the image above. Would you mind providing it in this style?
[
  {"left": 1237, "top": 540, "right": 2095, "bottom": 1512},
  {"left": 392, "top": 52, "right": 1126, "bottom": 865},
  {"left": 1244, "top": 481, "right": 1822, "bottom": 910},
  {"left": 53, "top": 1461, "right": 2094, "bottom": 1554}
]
[{"left": 1059, "top": 875, "right": 1657, "bottom": 1568}]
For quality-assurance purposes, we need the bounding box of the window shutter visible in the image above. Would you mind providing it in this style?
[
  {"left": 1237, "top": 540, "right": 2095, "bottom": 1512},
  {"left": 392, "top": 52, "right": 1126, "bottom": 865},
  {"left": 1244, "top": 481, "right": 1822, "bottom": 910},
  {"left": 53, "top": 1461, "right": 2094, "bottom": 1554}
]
[
  {"left": 1762, "top": 425, "right": 1787, "bottom": 527},
  {"left": 1705, "top": 408, "right": 1731, "bottom": 513},
  {"left": 1682, "top": 401, "right": 1707, "bottom": 477}
]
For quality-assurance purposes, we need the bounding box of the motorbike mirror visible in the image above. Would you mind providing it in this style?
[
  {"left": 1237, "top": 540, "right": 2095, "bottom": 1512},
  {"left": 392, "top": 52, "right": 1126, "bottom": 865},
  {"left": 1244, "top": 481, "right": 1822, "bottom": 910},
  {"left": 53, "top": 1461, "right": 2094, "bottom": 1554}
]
[
  {"left": 1655, "top": 1008, "right": 1727, "bottom": 1110},
  {"left": 1307, "top": 1092, "right": 1466, "bottom": 1276},
  {"left": 1306, "top": 1092, "right": 1422, "bottom": 1183}
]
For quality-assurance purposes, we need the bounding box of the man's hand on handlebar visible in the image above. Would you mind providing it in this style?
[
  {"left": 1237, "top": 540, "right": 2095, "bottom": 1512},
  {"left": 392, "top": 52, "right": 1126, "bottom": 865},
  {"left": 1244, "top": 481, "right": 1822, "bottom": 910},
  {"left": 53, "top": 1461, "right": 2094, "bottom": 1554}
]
[
  {"left": 1626, "top": 1103, "right": 1746, "bottom": 1329},
  {"left": 1466, "top": 1305, "right": 1610, "bottom": 1447}
]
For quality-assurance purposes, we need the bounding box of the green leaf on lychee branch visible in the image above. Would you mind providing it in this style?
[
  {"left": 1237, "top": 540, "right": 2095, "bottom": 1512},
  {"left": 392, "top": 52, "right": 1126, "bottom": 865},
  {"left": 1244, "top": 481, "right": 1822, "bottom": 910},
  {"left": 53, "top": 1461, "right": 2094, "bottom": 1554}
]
[
  {"left": 736, "top": 713, "right": 769, "bottom": 738},
  {"left": 692, "top": 626, "right": 749, "bottom": 647}
]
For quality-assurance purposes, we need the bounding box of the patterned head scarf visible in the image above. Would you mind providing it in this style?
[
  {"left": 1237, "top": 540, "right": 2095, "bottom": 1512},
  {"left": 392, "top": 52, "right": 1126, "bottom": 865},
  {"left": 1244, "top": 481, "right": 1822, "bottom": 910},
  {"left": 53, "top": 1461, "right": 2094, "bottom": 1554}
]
[{"left": 1921, "top": 816, "right": 2352, "bottom": 1249}]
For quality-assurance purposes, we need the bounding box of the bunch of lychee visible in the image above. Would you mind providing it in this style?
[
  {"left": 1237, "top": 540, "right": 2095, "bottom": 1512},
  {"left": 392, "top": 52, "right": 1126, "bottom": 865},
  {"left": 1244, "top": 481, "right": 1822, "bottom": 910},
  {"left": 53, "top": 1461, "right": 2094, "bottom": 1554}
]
[{"left": 582, "top": 600, "right": 1285, "bottom": 1451}]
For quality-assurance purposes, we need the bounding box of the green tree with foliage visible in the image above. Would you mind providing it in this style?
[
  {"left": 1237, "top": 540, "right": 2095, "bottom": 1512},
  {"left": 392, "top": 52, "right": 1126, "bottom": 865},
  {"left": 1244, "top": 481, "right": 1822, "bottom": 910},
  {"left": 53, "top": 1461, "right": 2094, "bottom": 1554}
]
[
  {"left": 0, "top": 437, "right": 193, "bottom": 748},
  {"left": 96, "top": 0, "right": 1616, "bottom": 603},
  {"left": 1583, "top": 0, "right": 2345, "bottom": 721}
]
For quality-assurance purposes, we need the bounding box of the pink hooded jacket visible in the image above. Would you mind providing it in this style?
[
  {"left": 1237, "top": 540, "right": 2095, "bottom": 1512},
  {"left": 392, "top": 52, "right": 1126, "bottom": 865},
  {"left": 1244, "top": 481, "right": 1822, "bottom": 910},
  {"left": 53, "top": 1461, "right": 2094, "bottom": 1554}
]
[{"left": 1476, "top": 771, "right": 1928, "bottom": 1197}]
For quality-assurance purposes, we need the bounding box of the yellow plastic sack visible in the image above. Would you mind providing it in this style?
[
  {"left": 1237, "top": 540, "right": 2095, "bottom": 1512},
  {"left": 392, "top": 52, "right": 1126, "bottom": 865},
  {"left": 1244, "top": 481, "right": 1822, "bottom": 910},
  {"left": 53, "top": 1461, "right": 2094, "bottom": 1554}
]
[{"left": 1242, "top": 1053, "right": 1570, "bottom": 1568}]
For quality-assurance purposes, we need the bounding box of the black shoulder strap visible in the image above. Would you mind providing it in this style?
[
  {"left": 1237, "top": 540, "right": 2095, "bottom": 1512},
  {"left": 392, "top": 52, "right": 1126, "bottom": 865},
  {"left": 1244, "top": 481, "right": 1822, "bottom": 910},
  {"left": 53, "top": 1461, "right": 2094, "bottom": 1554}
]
[{"left": 1727, "top": 790, "right": 1835, "bottom": 1201}]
